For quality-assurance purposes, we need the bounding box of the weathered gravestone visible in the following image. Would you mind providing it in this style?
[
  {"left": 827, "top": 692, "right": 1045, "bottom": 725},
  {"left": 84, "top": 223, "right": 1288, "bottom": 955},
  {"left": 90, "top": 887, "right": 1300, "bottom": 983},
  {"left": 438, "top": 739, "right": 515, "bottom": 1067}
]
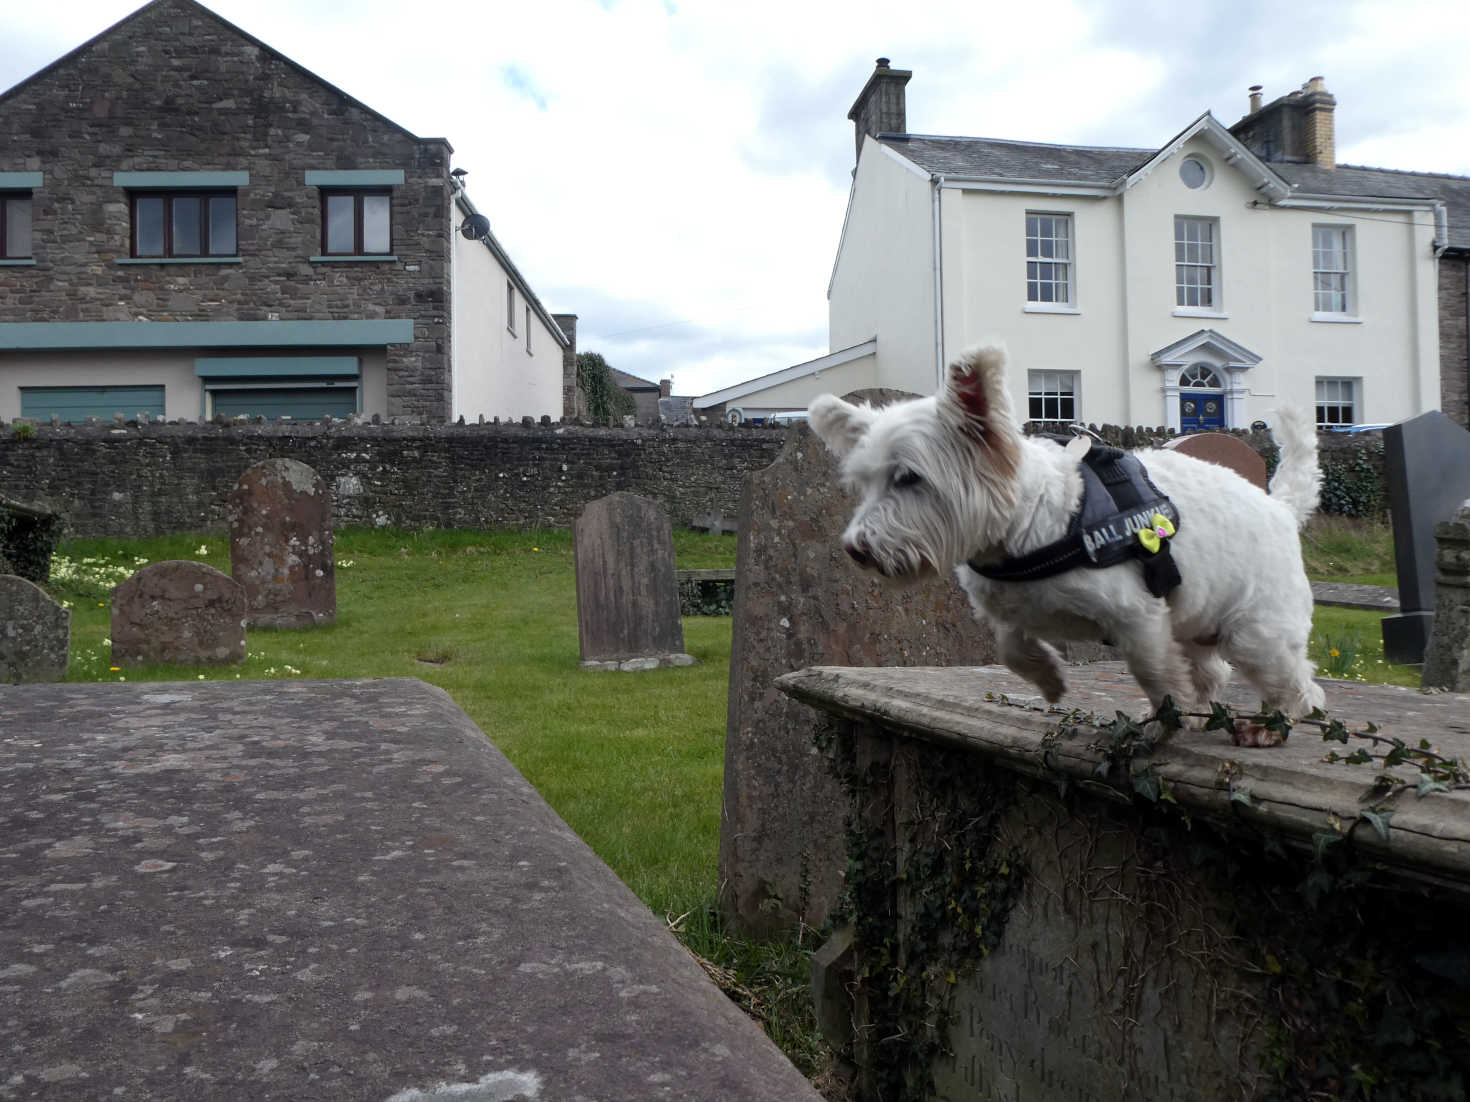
[
  {"left": 111, "top": 560, "right": 247, "bottom": 667},
  {"left": 1382, "top": 411, "right": 1470, "bottom": 663},
  {"left": 573, "top": 492, "right": 694, "bottom": 671},
  {"left": 0, "top": 493, "right": 64, "bottom": 585},
  {"left": 227, "top": 458, "right": 336, "bottom": 628},
  {"left": 783, "top": 663, "right": 1470, "bottom": 1102},
  {"left": 1423, "top": 501, "right": 1470, "bottom": 691},
  {"left": 0, "top": 574, "right": 69, "bottom": 683},
  {"left": 719, "top": 394, "right": 998, "bottom": 937},
  {"left": 1162, "top": 431, "right": 1267, "bottom": 490}
]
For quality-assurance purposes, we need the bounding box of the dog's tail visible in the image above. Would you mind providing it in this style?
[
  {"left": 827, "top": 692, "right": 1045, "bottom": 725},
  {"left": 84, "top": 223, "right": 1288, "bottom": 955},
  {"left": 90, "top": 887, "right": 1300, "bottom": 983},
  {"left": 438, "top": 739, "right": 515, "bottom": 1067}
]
[{"left": 1266, "top": 407, "right": 1321, "bottom": 529}]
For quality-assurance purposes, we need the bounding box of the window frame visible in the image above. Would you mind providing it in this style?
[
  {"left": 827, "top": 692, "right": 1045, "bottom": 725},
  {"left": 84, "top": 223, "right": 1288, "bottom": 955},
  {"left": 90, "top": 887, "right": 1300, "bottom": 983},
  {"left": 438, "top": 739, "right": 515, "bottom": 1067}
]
[
  {"left": 1, "top": 191, "right": 33, "bottom": 260},
  {"left": 318, "top": 188, "right": 393, "bottom": 257},
  {"left": 1025, "top": 212, "right": 1074, "bottom": 306},
  {"left": 507, "top": 281, "right": 517, "bottom": 335},
  {"left": 130, "top": 189, "right": 238, "bottom": 259},
  {"left": 1312, "top": 224, "right": 1354, "bottom": 316},
  {"left": 1315, "top": 377, "right": 1358, "bottom": 429},
  {"left": 1174, "top": 216, "right": 1219, "bottom": 310},
  {"left": 1027, "top": 370, "right": 1079, "bottom": 423},
  {"left": 525, "top": 306, "right": 533, "bottom": 354}
]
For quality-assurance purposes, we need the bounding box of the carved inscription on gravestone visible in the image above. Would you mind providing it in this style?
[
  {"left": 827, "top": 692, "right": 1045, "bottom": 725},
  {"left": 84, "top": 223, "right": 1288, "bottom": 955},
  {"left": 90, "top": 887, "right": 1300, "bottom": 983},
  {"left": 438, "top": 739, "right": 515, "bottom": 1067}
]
[
  {"left": 0, "top": 574, "right": 70, "bottom": 683},
  {"left": 573, "top": 492, "right": 694, "bottom": 671},
  {"left": 227, "top": 458, "right": 336, "bottom": 629},
  {"left": 111, "top": 561, "right": 247, "bottom": 667},
  {"left": 931, "top": 789, "right": 1263, "bottom": 1102},
  {"left": 719, "top": 401, "right": 997, "bottom": 936}
]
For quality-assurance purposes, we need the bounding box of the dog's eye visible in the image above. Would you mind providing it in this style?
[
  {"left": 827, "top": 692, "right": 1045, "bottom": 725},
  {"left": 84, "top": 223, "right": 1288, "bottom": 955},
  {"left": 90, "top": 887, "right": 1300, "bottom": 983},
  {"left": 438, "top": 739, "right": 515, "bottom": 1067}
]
[{"left": 893, "top": 468, "right": 923, "bottom": 490}]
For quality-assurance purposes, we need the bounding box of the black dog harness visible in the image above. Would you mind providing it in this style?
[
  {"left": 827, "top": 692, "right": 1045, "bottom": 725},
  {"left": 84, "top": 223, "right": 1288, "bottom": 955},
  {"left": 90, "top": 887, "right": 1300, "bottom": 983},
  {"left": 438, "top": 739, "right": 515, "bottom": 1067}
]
[{"left": 968, "top": 441, "right": 1183, "bottom": 598}]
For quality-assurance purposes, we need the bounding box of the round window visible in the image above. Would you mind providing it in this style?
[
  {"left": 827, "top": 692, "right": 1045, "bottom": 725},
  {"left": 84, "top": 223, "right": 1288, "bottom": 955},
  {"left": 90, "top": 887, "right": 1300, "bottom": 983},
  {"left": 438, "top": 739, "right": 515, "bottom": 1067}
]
[{"left": 1179, "top": 156, "right": 1210, "bottom": 189}]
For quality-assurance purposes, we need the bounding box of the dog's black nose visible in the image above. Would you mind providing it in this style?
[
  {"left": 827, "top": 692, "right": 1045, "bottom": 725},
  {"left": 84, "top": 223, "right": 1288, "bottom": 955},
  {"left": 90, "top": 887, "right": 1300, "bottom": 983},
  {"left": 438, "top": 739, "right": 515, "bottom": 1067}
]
[{"left": 845, "top": 538, "right": 872, "bottom": 569}]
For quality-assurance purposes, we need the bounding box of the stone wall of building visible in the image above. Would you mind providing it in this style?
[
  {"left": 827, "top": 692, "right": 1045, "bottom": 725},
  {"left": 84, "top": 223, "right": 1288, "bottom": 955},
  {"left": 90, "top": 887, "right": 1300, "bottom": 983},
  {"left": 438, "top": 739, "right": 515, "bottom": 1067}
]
[
  {"left": 0, "top": 0, "right": 454, "bottom": 419},
  {"left": 0, "top": 420, "right": 788, "bottom": 539},
  {"left": 1440, "top": 258, "right": 1470, "bottom": 430}
]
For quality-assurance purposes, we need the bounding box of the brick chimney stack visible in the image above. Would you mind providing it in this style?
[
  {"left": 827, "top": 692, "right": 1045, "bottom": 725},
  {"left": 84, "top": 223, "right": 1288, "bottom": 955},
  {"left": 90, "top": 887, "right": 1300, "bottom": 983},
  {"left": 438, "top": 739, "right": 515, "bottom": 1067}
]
[
  {"left": 847, "top": 57, "right": 912, "bottom": 163},
  {"left": 1229, "top": 76, "right": 1336, "bottom": 169}
]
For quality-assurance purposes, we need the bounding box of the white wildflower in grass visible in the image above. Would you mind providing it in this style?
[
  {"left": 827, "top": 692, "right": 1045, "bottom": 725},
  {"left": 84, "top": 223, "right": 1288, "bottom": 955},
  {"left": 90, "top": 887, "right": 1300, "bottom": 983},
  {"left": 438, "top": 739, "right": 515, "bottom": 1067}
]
[
  {"left": 196, "top": 544, "right": 209, "bottom": 556},
  {"left": 335, "top": 559, "right": 355, "bottom": 568}
]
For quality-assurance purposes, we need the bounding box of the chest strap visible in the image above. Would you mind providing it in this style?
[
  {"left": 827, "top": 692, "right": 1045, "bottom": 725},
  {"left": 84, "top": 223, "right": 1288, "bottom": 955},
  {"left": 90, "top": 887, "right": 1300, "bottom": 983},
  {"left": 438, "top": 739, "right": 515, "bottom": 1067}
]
[{"left": 969, "top": 445, "right": 1183, "bottom": 598}]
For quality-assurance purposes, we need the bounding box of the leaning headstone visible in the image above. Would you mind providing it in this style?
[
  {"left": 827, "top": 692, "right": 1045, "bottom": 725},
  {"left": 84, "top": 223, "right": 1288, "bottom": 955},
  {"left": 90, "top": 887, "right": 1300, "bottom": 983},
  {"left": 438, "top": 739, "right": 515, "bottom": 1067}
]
[
  {"left": 1162, "top": 431, "right": 1267, "bottom": 490},
  {"left": 574, "top": 493, "right": 694, "bottom": 671},
  {"left": 719, "top": 390, "right": 998, "bottom": 937},
  {"left": 1382, "top": 412, "right": 1470, "bottom": 663},
  {"left": 111, "top": 561, "right": 246, "bottom": 667},
  {"left": 227, "top": 458, "right": 336, "bottom": 628},
  {"left": 0, "top": 574, "right": 70, "bottom": 683},
  {"left": 1423, "top": 502, "right": 1470, "bottom": 691}
]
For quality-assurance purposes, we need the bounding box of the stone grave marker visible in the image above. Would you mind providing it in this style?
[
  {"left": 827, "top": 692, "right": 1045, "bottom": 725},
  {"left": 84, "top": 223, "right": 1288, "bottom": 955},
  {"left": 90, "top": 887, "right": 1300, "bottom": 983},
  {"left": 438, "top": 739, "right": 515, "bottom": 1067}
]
[
  {"left": 1423, "top": 501, "right": 1470, "bottom": 691},
  {"left": 111, "top": 560, "right": 246, "bottom": 667},
  {"left": 573, "top": 492, "right": 694, "bottom": 671},
  {"left": 0, "top": 493, "right": 65, "bottom": 585},
  {"left": 719, "top": 391, "right": 997, "bottom": 937},
  {"left": 227, "top": 458, "right": 336, "bottom": 628},
  {"left": 1162, "top": 431, "right": 1267, "bottom": 490},
  {"left": 0, "top": 574, "right": 70, "bottom": 683},
  {"left": 1383, "top": 411, "right": 1470, "bottom": 663}
]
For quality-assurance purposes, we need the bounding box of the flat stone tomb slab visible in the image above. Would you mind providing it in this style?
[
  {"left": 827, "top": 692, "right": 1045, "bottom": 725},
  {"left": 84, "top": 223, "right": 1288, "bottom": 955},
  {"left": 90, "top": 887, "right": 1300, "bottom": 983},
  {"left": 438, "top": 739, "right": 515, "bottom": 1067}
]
[{"left": 0, "top": 678, "right": 821, "bottom": 1102}]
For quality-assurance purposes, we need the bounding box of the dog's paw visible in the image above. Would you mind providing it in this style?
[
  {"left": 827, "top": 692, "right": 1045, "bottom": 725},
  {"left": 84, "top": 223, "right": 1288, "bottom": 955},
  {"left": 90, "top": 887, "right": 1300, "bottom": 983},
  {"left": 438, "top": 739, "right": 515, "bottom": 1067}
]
[
  {"left": 1040, "top": 675, "right": 1066, "bottom": 704},
  {"left": 1229, "top": 719, "right": 1287, "bottom": 748}
]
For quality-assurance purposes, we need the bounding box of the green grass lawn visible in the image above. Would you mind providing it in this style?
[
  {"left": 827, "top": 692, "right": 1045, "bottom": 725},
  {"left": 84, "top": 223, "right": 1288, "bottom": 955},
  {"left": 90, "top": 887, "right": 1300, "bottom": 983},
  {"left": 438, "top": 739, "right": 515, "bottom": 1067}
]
[{"left": 40, "top": 514, "right": 1423, "bottom": 1089}]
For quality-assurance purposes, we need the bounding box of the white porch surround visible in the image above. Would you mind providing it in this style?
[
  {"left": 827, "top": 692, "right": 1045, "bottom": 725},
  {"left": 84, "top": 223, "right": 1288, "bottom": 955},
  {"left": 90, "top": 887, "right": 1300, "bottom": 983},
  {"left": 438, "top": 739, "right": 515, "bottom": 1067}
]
[{"left": 1150, "top": 328, "right": 1261, "bottom": 432}]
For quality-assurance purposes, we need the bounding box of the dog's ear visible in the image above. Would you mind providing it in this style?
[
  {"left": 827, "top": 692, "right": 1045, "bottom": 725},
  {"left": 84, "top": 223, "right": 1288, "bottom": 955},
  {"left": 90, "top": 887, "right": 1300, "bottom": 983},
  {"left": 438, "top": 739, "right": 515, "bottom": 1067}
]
[
  {"left": 807, "top": 394, "right": 876, "bottom": 457},
  {"left": 944, "top": 343, "right": 1013, "bottom": 437}
]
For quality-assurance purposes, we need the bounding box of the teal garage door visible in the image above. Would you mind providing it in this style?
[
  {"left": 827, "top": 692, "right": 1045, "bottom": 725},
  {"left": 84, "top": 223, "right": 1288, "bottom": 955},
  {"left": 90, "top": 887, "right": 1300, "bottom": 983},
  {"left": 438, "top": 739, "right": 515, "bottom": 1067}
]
[
  {"left": 21, "top": 385, "right": 165, "bottom": 423},
  {"left": 210, "top": 386, "right": 357, "bottom": 421}
]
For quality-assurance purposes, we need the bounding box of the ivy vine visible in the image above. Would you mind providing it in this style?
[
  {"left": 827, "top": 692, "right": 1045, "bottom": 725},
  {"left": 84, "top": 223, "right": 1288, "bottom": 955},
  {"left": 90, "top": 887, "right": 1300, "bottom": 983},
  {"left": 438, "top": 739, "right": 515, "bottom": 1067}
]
[{"left": 575, "top": 351, "right": 637, "bottom": 425}]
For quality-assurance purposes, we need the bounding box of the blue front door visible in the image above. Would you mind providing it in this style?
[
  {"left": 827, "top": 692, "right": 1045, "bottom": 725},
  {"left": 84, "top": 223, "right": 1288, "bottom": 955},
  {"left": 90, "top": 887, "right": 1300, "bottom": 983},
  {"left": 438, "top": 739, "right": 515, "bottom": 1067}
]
[{"left": 1180, "top": 392, "right": 1225, "bottom": 433}]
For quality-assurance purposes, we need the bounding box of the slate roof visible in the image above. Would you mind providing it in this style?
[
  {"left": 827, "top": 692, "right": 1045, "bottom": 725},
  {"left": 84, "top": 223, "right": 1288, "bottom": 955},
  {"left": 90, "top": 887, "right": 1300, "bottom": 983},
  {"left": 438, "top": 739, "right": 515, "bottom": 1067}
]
[
  {"left": 610, "top": 367, "right": 659, "bottom": 391},
  {"left": 880, "top": 134, "right": 1470, "bottom": 251}
]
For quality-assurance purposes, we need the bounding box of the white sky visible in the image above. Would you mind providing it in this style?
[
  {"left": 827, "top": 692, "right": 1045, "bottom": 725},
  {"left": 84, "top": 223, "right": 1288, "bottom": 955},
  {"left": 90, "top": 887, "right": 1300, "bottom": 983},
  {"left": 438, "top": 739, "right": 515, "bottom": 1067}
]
[{"left": 4, "top": 0, "right": 1470, "bottom": 397}]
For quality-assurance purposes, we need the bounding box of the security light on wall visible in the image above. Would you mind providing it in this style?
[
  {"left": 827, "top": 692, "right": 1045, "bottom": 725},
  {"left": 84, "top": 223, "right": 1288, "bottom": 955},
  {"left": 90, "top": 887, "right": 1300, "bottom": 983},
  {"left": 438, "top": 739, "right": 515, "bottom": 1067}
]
[{"left": 459, "top": 213, "right": 491, "bottom": 240}]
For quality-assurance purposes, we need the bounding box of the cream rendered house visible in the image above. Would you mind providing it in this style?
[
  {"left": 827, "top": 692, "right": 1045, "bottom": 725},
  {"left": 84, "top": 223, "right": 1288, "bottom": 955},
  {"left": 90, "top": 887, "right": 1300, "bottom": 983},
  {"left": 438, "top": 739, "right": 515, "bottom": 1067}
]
[{"left": 703, "top": 62, "right": 1468, "bottom": 433}]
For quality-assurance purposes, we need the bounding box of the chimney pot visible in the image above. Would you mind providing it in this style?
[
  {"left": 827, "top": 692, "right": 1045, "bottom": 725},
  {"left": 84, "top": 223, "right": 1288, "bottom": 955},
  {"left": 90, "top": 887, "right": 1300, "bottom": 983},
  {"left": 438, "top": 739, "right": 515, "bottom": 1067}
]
[
  {"left": 1248, "top": 84, "right": 1263, "bottom": 113},
  {"left": 876, "top": 57, "right": 890, "bottom": 68}
]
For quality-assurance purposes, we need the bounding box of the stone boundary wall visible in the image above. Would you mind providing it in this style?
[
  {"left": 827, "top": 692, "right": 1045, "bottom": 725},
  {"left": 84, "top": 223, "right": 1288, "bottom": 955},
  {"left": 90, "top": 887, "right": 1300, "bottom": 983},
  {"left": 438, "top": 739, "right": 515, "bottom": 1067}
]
[
  {"left": 0, "top": 420, "right": 787, "bottom": 540},
  {"left": 0, "top": 418, "right": 1385, "bottom": 540}
]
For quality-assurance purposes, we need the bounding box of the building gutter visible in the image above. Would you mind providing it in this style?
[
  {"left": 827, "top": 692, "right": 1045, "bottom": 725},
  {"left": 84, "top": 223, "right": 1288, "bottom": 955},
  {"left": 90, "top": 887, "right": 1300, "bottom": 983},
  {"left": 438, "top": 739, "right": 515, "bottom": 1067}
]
[{"left": 932, "top": 174, "right": 945, "bottom": 388}]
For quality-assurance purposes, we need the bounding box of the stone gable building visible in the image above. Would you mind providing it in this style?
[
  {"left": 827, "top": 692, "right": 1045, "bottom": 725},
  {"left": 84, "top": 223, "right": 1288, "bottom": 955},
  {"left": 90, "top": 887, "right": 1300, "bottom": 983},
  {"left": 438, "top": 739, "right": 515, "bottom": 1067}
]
[{"left": 0, "top": 0, "right": 572, "bottom": 424}]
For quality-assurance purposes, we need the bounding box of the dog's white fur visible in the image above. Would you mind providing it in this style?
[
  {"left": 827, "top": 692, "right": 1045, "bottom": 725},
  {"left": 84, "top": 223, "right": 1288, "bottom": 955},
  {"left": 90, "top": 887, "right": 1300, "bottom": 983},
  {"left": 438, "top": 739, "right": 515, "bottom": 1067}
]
[{"left": 808, "top": 343, "right": 1326, "bottom": 727}]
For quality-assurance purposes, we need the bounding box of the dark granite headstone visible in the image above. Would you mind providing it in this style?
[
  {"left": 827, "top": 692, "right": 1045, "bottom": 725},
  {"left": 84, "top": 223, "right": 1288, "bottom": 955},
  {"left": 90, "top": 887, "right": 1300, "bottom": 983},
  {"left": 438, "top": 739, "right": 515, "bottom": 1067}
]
[
  {"left": 0, "top": 574, "right": 69, "bottom": 683},
  {"left": 573, "top": 493, "right": 693, "bottom": 671},
  {"left": 227, "top": 458, "right": 336, "bottom": 629},
  {"left": 719, "top": 396, "right": 997, "bottom": 936},
  {"left": 111, "top": 561, "right": 247, "bottom": 667},
  {"left": 1382, "top": 412, "right": 1470, "bottom": 663},
  {"left": 1423, "top": 502, "right": 1470, "bottom": 691},
  {"left": 1162, "top": 432, "right": 1267, "bottom": 490}
]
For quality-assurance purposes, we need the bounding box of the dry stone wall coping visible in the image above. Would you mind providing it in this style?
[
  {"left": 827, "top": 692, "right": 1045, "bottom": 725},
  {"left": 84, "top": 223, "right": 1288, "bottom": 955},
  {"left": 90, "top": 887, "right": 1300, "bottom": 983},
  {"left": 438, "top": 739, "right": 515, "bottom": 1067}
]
[
  {"left": 779, "top": 662, "right": 1470, "bottom": 890},
  {"left": 0, "top": 678, "right": 822, "bottom": 1102}
]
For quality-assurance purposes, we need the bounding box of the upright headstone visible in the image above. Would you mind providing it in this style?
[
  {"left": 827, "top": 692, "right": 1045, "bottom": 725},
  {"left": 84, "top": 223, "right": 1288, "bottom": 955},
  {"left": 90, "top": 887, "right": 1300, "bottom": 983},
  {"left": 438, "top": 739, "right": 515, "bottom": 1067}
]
[
  {"left": 573, "top": 493, "right": 694, "bottom": 671},
  {"left": 1423, "top": 502, "right": 1470, "bottom": 692},
  {"left": 719, "top": 394, "right": 998, "bottom": 937},
  {"left": 227, "top": 458, "right": 336, "bottom": 629},
  {"left": 1382, "top": 412, "right": 1470, "bottom": 663},
  {"left": 111, "top": 561, "right": 247, "bottom": 667},
  {"left": 0, "top": 574, "right": 70, "bottom": 683},
  {"left": 1162, "top": 432, "right": 1268, "bottom": 490},
  {"left": 0, "top": 493, "right": 64, "bottom": 585}
]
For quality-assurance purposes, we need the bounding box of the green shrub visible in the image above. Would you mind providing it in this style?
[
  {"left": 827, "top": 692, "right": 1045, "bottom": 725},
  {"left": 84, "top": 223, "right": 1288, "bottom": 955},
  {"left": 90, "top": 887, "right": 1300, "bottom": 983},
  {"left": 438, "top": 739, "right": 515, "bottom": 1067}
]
[{"left": 576, "top": 351, "right": 637, "bottom": 424}]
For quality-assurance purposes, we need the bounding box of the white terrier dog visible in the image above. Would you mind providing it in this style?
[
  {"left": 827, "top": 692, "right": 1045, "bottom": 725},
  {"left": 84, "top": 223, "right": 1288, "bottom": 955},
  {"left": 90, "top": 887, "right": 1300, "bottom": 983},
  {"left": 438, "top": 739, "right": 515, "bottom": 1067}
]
[{"left": 808, "top": 344, "right": 1325, "bottom": 743}]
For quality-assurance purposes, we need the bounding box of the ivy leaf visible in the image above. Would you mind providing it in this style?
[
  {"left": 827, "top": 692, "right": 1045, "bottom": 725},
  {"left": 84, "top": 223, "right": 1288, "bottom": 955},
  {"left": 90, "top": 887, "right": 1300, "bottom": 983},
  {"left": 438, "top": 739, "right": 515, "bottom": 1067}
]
[
  {"left": 1417, "top": 772, "right": 1451, "bottom": 797},
  {"left": 1230, "top": 784, "right": 1254, "bottom": 808},
  {"left": 1345, "top": 749, "right": 1373, "bottom": 766},
  {"left": 1383, "top": 740, "right": 1410, "bottom": 767},
  {"left": 1264, "top": 710, "right": 1292, "bottom": 742},
  {"left": 1154, "top": 695, "right": 1183, "bottom": 733},
  {"left": 1205, "top": 702, "right": 1235, "bottom": 732},
  {"left": 1312, "top": 831, "right": 1343, "bottom": 860},
  {"left": 1323, "top": 719, "right": 1350, "bottom": 744},
  {"left": 1132, "top": 770, "right": 1161, "bottom": 804},
  {"left": 1361, "top": 809, "right": 1393, "bottom": 841}
]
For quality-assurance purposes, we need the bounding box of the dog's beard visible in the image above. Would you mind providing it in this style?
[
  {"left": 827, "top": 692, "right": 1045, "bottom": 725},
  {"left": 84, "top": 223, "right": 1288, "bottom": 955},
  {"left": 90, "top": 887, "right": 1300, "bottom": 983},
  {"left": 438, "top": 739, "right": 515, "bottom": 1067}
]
[{"left": 844, "top": 483, "right": 992, "bottom": 582}]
